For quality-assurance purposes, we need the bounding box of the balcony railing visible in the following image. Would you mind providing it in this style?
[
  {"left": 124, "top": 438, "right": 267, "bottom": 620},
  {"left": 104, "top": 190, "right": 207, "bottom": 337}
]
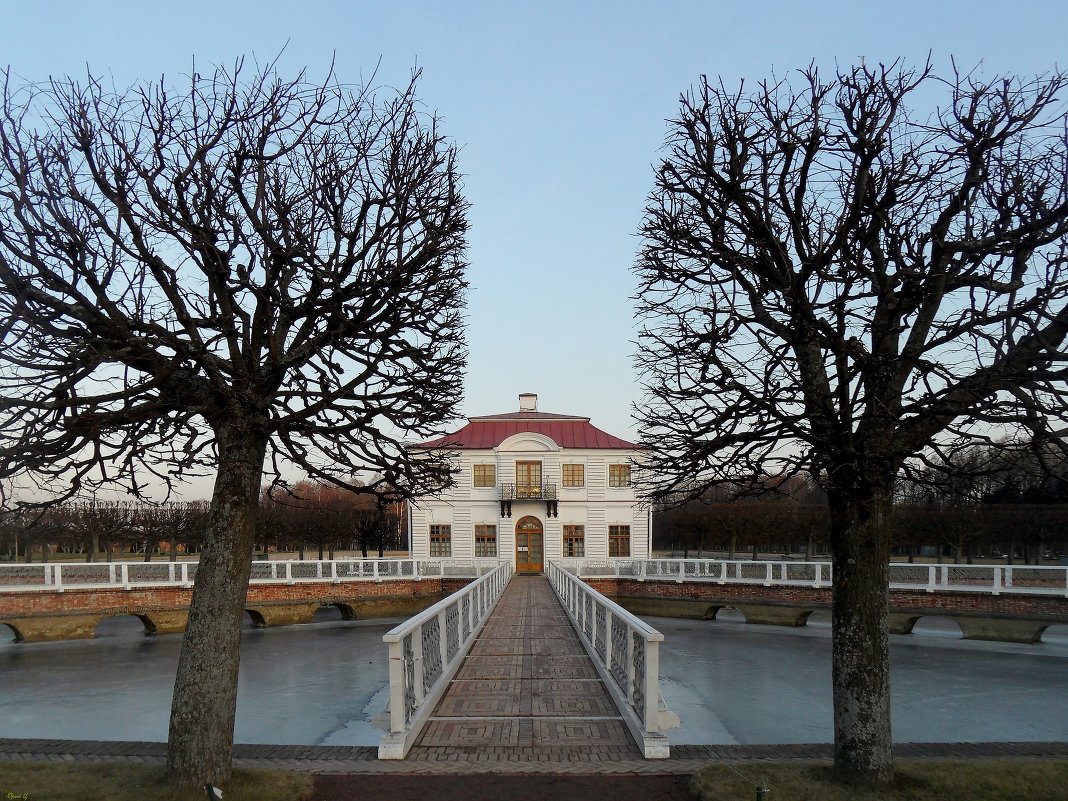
[{"left": 499, "top": 482, "right": 557, "bottom": 500}]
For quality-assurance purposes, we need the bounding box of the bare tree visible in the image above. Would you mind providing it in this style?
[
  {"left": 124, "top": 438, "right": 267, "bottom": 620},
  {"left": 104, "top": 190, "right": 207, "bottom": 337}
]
[
  {"left": 634, "top": 61, "right": 1068, "bottom": 785},
  {"left": 0, "top": 58, "right": 468, "bottom": 787}
]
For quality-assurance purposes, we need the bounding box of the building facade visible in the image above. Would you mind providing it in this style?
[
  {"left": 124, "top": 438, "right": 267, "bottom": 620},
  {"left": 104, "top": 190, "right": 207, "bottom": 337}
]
[{"left": 409, "top": 394, "right": 649, "bottom": 572}]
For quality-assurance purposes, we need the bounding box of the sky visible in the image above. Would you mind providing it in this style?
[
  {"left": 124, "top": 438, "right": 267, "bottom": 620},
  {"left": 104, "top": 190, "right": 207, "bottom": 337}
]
[{"left": 2, "top": 0, "right": 1066, "bottom": 497}]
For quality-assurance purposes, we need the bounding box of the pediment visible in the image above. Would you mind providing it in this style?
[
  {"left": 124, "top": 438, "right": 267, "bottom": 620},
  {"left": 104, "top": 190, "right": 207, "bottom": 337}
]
[{"left": 496, "top": 432, "right": 559, "bottom": 452}]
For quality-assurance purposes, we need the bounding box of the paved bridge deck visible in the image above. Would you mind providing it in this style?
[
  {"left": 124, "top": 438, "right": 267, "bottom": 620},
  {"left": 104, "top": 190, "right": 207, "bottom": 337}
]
[{"left": 409, "top": 575, "right": 641, "bottom": 760}]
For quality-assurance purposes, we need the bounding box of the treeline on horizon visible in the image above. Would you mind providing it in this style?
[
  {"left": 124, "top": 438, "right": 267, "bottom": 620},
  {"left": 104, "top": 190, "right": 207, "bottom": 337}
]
[
  {"left": 0, "top": 481, "right": 405, "bottom": 563},
  {"left": 654, "top": 441, "right": 1068, "bottom": 565}
]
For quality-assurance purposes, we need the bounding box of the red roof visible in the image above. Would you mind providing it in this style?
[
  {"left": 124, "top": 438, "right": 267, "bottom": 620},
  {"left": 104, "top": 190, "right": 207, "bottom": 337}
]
[{"left": 415, "top": 411, "right": 638, "bottom": 450}]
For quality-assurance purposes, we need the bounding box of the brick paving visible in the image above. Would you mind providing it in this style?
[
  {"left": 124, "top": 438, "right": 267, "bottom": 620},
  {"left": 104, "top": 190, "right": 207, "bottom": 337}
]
[{"left": 2, "top": 738, "right": 1067, "bottom": 775}]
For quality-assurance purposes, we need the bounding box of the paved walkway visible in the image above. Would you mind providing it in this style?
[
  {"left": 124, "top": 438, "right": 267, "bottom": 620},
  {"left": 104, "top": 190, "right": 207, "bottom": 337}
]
[
  {"left": 407, "top": 574, "right": 640, "bottom": 761},
  {"left": 2, "top": 739, "right": 1067, "bottom": 775}
]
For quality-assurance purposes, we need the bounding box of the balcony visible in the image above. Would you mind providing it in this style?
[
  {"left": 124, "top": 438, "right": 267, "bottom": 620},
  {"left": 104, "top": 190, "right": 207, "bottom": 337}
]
[
  {"left": 499, "top": 483, "right": 558, "bottom": 518},
  {"left": 500, "top": 483, "right": 557, "bottom": 501}
]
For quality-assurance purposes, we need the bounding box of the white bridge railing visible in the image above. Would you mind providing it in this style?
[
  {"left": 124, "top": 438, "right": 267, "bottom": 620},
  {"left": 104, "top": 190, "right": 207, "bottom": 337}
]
[
  {"left": 547, "top": 559, "right": 672, "bottom": 758},
  {"left": 0, "top": 558, "right": 504, "bottom": 593},
  {"left": 554, "top": 559, "right": 1068, "bottom": 597},
  {"left": 379, "top": 561, "right": 513, "bottom": 759}
]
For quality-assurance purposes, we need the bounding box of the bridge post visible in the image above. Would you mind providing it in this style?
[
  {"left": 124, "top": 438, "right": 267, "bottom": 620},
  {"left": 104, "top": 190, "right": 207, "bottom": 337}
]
[
  {"left": 993, "top": 568, "right": 1002, "bottom": 595},
  {"left": 285, "top": 561, "right": 293, "bottom": 585},
  {"left": 386, "top": 637, "right": 406, "bottom": 735},
  {"left": 53, "top": 564, "right": 63, "bottom": 592},
  {"left": 644, "top": 638, "right": 660, "bottom": 734},
  {"left": 437, "top": 608, "right": 449, "bottom": 675}
]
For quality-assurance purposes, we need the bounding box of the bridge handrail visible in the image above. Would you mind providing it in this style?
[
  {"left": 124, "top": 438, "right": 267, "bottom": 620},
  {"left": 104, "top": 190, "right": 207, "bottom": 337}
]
[
  {"left": 547, "top": 559, "right": 670, "bottom": 758},
  {"left": 0, "top": 557, "right": 504, "bottom": 593},
  {"left": 554, "top": 558, "right": 1068, "bottom": 598},
  {"left": 378, "top": 560, "right": 513, "bottom": 759}
]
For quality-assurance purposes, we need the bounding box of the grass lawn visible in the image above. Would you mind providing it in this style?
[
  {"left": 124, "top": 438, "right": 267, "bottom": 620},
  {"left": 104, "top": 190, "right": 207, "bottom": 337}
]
[
  {"left": 691, "top": 759, "right": 1068, "bottom": 801},
  {"left": 0, "top": 762, "right": 312, "bottom": 801}
]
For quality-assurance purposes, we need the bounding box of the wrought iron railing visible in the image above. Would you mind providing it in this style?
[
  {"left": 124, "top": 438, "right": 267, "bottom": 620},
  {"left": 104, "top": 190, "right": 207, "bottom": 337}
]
[{"left": 499, "top": 482, "right": 557, "bottom": 500}]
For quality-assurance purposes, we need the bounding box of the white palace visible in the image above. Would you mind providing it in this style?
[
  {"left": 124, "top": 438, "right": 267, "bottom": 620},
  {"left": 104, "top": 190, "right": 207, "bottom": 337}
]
[{"left": 408, "top": 394, "right": 649, "bottom": 572}]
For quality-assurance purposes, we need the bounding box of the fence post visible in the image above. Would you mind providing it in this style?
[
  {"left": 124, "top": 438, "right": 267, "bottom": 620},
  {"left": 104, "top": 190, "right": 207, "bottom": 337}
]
[
  {"left": 387, "top": 640, "right": 406, "bottom": 734},
  {"left": 645, "top": 638, "right": 660, "bottom": 734}
]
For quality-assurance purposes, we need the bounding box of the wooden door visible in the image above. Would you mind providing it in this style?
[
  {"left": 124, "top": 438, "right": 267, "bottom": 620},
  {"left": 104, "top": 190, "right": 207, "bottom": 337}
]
[
  {"left": 515, "top": 461, "right": 542, "bottom": 498},
  {"left": 515, "top": 516, "right": 544, "bottom": 573}
]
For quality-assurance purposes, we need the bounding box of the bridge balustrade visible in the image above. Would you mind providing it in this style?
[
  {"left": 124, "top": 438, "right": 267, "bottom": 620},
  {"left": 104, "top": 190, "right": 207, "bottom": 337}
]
[
  {"left": 553, "top": 558, "right": 1068, "bottom": 597},
  {"left": 378, "top": 560, "right": 513, "bottom": 759},
  {"left": 0, "top": 558, "right": 504, "bottom": 592},
  {"left": 547, "top": 559, "right": 671, "bottom": 758}
]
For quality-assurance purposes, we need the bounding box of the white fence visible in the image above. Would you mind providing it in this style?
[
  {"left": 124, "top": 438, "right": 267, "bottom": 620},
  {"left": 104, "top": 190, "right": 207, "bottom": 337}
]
[
  {"left": 553, "top": 558, "right": 1068, "bottom": 597},
  {"left": 379, "top": 561, "right": 513, "bottom": 759},
  {"left": 547, "top": 559, "right": 672, "bottom": 758},
  {"left": 0, "top": 558, "right": 504, "bottom": 592}
]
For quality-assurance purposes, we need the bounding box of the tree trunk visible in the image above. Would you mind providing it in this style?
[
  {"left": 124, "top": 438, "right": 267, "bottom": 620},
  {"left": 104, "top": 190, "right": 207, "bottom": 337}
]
[
  {"left": 166, "top": 422, "right": 268, "bottom": 788},
  {"left": 828, "top": 481, "right": 894, "bottom": 786}
]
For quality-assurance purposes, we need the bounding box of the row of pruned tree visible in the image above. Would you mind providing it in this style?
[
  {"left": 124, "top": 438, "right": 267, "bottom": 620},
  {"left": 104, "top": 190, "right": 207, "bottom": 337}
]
[
  {"left": 657, "top": 497, "right": 1065, "bottom": 564},
  {"left": 0, "top": 485, "right": 406, "bottom": 562},
  {"left": 656, "top": 441, "right": 1067, "bottom": 563}
]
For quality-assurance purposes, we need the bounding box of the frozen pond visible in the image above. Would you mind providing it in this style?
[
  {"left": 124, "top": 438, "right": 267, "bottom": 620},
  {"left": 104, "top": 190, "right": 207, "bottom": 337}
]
[{"left": 2, "top": 609, "right": 1067, "bottom": 745}]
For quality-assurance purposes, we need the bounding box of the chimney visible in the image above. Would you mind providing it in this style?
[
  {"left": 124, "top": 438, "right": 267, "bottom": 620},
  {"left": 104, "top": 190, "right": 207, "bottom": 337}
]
[{"left": 518, "top": 393, "right": 538, "bottom": 412}]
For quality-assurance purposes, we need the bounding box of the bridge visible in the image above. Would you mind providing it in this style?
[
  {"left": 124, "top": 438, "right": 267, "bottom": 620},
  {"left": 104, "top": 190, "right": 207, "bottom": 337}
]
[
  {"left": 0, "top": 558, "right": 497, "bottom": 642},
  {"left": 2, "top": 557, "right": 1066, "bottom": 643},
  {"left": 572, "top": 559, "right": 1068, "bottom": 643},
  {"left": 377, "top": 561, "right": 674, "bottom": 760}
]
